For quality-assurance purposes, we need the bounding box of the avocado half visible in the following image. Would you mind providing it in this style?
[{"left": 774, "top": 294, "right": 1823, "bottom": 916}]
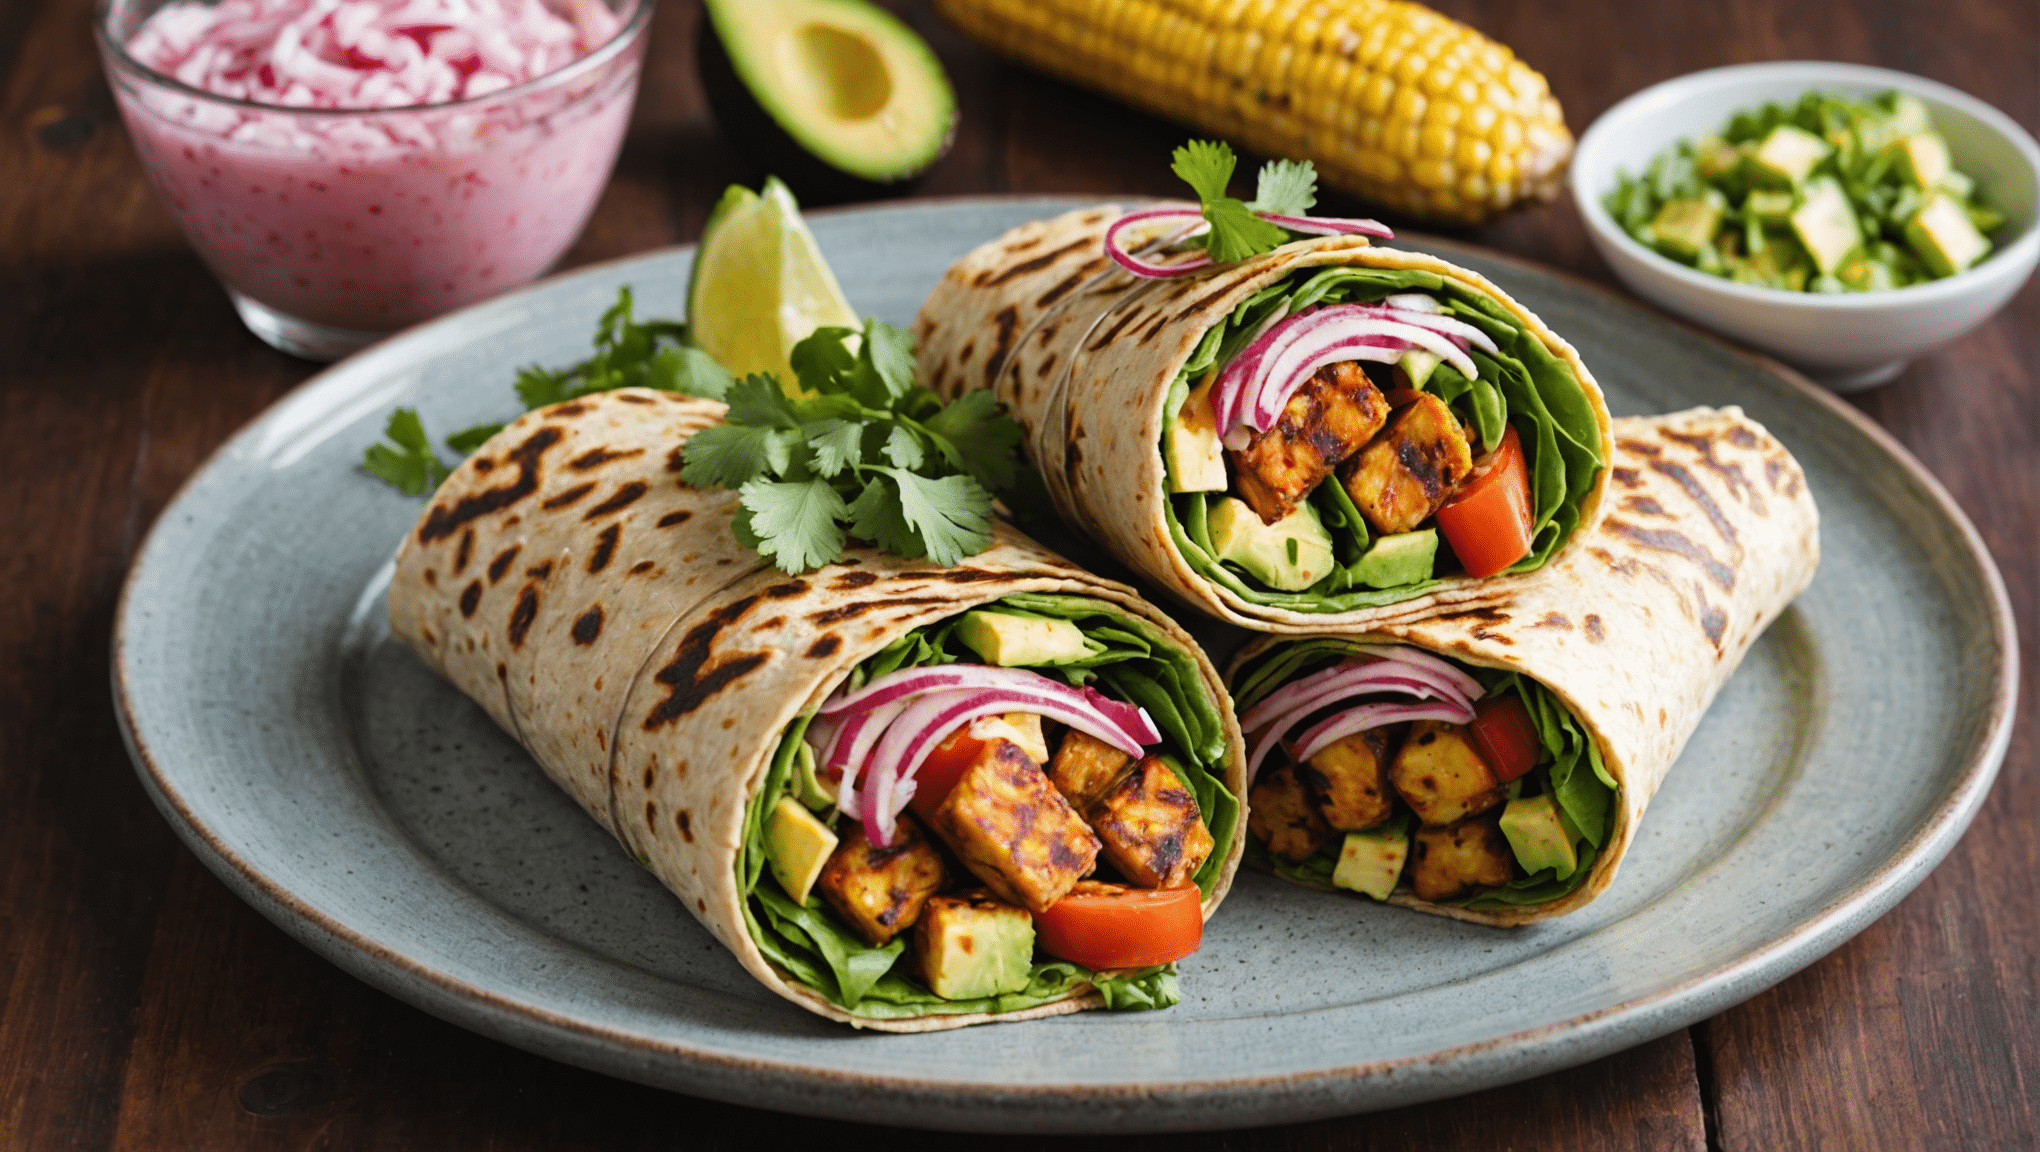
[{"left": 698, "top": 0, "right": 957, "bottom": 199}]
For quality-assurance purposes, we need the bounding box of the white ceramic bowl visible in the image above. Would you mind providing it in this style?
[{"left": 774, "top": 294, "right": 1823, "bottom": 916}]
[{"left": 1572, "top": 61, "right": 2040, "bottom": 390}]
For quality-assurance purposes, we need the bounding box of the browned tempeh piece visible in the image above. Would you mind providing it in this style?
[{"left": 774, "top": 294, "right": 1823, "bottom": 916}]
[
  {"left": 932, "top": 739, "right": 1100, "bottom": 913},
  {"left": 1231, "top": 361, "right": 1390, "bottom": 523},
  {"left": 815, "top": 817, "right": 948, "bottom": 945},
  {"left": 1248, "top": 762, "right": 1336, "bottom": 864},
  {"left": 1409, "top": 815, "right": 1515, "bottom": 901},
  {"left": 1340, "top": 392, "right": 1474, "bottom": 534},
  {"left": 1390, "top": 719, "right": 1504, "bottom": 827},
  {"left": 1090, "top": 756, "right": 1215, "bottom": 888},
  {"left": 1300, "top": 727, "right": 1400, "bottom": 831}
]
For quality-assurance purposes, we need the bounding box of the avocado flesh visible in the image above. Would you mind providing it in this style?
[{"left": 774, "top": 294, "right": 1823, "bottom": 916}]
[
  {"left": 766, "top": 796, "right": 839, "bottom": 904},
  {"left": 1499, "top": 793, "right": 1577, "bottom": 879},
  {"left": 700, "top": 0, "right": 956, "bottom": 193},
  {"left": 1208, "top": 496, "right": 1334, "bottom": 592},
  {"left": 1891, "top": 133, "right": 1952, "bottom": 191},
  {"left": 1746, "top": 124, "right": 1831, "bottom": 189},
  {"left": 1791, "top": 179, "right": 1863, "bottom": 276},
  {"left": 1649, "top": 196, "right": 1723, "bottom": 262},
  {"left": 1166, "top": 374, "right": 1227, "bottom": 493},
  {"left": 1352, "top": 529, "right": 1437, "bottom": 589},
  {"left": 1743, "top": 189, "right": 1795, "bottom": 225},
  {"left": 914, "top": 896, "right": 1035, "bottom": 1000},
  {"left": 1906, "top": 192, "right": 1992, "bottom": 277},
  {"left": 1333, "top": 825, "right": 1409, "bottom": 900},
  {"left": 956, "top": 610, "right": 1090, "bottom": 666},
  {"left": 1398, "top": 348, "right": 1442, "bottom": 389}
]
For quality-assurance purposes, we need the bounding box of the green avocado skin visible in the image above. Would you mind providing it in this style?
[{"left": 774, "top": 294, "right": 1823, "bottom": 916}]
[{"left": 695, "top": 5, "right": 956, "bottom": 204}]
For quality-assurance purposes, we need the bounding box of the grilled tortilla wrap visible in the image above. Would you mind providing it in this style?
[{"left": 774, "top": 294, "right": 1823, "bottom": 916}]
[
  {"left": 1228, "top": 407, "right": 1818, "bottom": 923},
  {"left": 914, "top": 205, "right": 1614, "bottom": 631},
  {"left": 387, "top": 388, "right": 1246, "bottom": 1029}
]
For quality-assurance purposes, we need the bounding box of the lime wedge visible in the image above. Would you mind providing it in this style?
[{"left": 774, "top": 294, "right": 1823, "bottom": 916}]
[{"left": 687, "top": 177, "right": 859, "bottom": 394}]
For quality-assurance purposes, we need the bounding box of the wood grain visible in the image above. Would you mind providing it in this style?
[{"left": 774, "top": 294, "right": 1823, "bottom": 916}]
[{"left": 0, "top": 0, "right": 2032, "bottom": 1147}]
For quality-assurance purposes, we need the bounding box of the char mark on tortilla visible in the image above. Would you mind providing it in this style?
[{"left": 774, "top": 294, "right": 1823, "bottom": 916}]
[{"left": 418, "top": 426, "right": 562, "bottom": 544}]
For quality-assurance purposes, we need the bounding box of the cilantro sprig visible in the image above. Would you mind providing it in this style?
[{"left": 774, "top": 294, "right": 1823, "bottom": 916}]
[
  {"left": 1171, "top": 139, "right": 1323, "bottom": 262},
  {"left": 681, "top": 320, "right": 1024, "bottom": 574},
  {"left": 363, "top": 287, "right": 734, "bottom": 491}
]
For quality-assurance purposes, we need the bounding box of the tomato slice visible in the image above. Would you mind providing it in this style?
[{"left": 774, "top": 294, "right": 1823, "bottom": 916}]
[
  {"left": 1435, "top": 424, "right": 1534, "bottom": 578},
  {"left": 1469, "top": 694, "right": 1542, "bottom": 784},
  {"left": 1033, "top": 881, "right": 1204, "bottom": 969},
  {"left": 904, "top": 723, "right": 988, "bottom": 820}
]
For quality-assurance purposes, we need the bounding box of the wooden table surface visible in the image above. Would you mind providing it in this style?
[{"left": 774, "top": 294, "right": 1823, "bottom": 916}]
[{"left": 3, "top": 0, "right": 2034, "bottom": 1146}]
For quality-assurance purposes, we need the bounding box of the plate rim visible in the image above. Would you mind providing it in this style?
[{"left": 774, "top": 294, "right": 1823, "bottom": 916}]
[{"left": 110, "top": 195, "right": 2018, "bottom": 1125}]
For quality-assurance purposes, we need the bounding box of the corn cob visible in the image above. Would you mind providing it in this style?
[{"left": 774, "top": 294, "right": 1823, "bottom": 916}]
[{"left": 932, "top": 0, "right": 1573, "bottom": 224}]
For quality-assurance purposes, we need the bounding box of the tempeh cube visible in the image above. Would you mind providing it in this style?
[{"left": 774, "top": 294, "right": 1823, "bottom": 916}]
[
  {"left": 815, "top": 816, "right": 948, "bottom": 945},
  {"left": 1300, "top": 727, "right": 1399, "bottom": 831},
  {"left": 1231, "top": 361, "right": 1390, "bottom": 523},
  {"left": 1090, "top": 756, "right": 1215, "bottom": 889},
  {"left": 1409, "top": 815, "right": 1516, "bottom": 901},
  {"left": 1248, "top": 762, "right": 1336, "bottom": 864},
  {"left": 1047, "top": 728, "right": 1135, "bottom": 810},
  {"left": 1390, "top": 720, "right": 1503, "bottom": 826},
  {"left": 932, "top": 739, "right": 1099, "bottom": 913},
  {"left": 1339, "top": 393, "right": 1474, "bottom": 534}
]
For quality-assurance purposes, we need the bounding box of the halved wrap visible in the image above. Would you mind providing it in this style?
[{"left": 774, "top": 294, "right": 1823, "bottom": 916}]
[
  {"left": 387, "top": 388, "right": 1246, "bottom": 1029},
  {"left": 914, "top": 205, "right": 1614, "bottom": 631},
  {"left": 1228, "top": 408, "right": 1817, "bottom": 923}
]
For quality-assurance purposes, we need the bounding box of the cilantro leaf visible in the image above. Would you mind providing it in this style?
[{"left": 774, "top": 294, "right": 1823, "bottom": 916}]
[
  {"left": 364, "top": 408, "right": 451, "bottom": 496},
  {"left": 880, "top": 423, "right": 925, "bottom": 470},
  {"left": 724, "top": 373, "right": 800, "bottom": 429},
  {"left": 1172, "top": 138, "right": 1313, "bottom": 264},
  {"left": 804, "top": 418, "right": 865, "bottom": 478},
  {"left": 1250, "top": 158, "right": 1318, "bottom": 216},
  {"left": 1171, "top": 139, "right": 1238, "bottom": 203},
  {"left": 681, "top": 422, "right": 798, "bottom": 488},
  {"left": 1202, "top": 198, "right": 1289, "bottom": 263},
  {"left": 740, "top": 477, "right": 848, "bottom": 574},
  {"left": 848, "top": 318, "right": 917, "bottom": 406},
  {"left": 445, "top": 423, "right": 503, "bottom": 454},
  {"left": 848, "top": 475, "right": 921, "bottom": 557},
  {"left": 654, "top": 345, "right": 733, "bottom": 400},
  {"left": 919, "top": 388, "right": 1021, "bottom": 492},
  {"left": 885, "top": 469, "right": 995, "bottom": 566},
  {"left": 791, "top": 326, "right": 860, "bottom": 395}
]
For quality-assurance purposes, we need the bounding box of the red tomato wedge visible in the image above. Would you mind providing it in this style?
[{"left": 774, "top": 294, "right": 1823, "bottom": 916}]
[
  {"left": 904, "top": 723, "right": 988, "bottom": 820},
  {"left": 1436, "top": 424, "right": 1534, "bottom": 578},
  {"left": 1034, "top": 882, "right": 1204, "bottom": 969},
  {"left": 1469, "top": 694, "right": 1543, "bottom": 784}
]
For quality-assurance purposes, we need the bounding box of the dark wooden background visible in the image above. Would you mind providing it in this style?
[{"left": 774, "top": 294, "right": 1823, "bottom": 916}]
[{"left": 3, "top": 0, "right": 2034, "bottom": 1147}]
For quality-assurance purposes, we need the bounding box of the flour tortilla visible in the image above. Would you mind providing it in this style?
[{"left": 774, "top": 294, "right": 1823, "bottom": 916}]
[
  {"left": 388, "top": 388, "right": 1247, "bottom": 1029},
  {"left": 1231, "top": 407, "right": 1820, "bottom": 924}
]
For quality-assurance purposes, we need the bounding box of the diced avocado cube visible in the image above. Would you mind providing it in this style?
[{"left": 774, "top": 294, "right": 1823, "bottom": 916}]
[
  {"left": 1499, "top": 793, "right": 1579, "bottom": 879},
  {"left": 1940, "top": 168, "right": 1975, "bottom": 201},
  {"left": 1790, "top": 179, "right": 1863, "bottom": 276},
  {"left": 1888, "top": 132, "right": 1952, "bottom": 191},
  {"left": 766, "top": 795, "right": 838, "bottom": 905},
  {"left": 790, "top": 740, "right": 836, "bottom": 810},
  {"left": 957, "top": 610, "right": 1089, "bottom": 666},
  {"left": 1743, "top": 188, "right": 1796, "bottom": 224},
  {"left": 1208, "top": 495, "right": 1334, "bottom": 592},
  {"left": 1332, "top": 824, "right": 1410, "bottom": 900},
  {"left": 1649, "top": 195, "right": 1724, "bottom": 261},
  {"left": 912, "top": 892, "right": 1036, "bottom": 1001},
  {"left": 1351, "top": 528, "right": 1438, "bottom": 589},
  {"left": 1398, "top": 348, "right": 1442, "bottom": 390},
  {"left": 1837, "top": 251, "right": 1899, "bottom": 292},
  {"left": 1166, "top": 373, "right": 1228, "bottom": 493},
  {"left": 1694, "top": 133, "right": 1743, "bottom": 181},
  {"left": 1882, "top": 93, "right": 1935, "bottom": 138},
  {"left": 1906, "top": 192, "right": 1993, "bottom": 277},
  {"left": 1746, "top": 124, "right": 1832, "bottom": 189}
]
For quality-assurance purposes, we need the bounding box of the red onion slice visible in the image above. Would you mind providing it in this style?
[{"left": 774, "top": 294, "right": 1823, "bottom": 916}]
[
  {"left": 1241, "top": 652, "right": 1486, "bottom": 784},
  {"left": 1103, "top": 207, "right": 1214, "bottom": 279},
  {"left": 1346, "top": 302, "right": 1499, "bottom": 354},
  {"left": 1292, "top": 700, "right": 1477, "bottom": 764},
  {"left": 1255, "top": 213, "right": 1394, "bottom": 240},
  {"left": 1366, "top": 645, "right": 1487, "bottom": 702}
]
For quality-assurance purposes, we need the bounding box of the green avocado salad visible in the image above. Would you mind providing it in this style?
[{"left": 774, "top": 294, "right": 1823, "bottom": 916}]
[
  {"left": 738, "top": 593, "right": 1239, "bottom": 1019},
  {"left": 1158, "top": 265, "right": 1604, "bottom": 611},
  {"left": 1605, "top": 89, "right": 2005, "bottom": 292},
  {"left": 1231, "top": 637, "right": 1618, "bottom": 910}
]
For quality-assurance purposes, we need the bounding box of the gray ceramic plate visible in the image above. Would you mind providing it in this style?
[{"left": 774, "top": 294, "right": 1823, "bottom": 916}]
[{"left": 114, "top": 197, "right": 2015, "bottom": 1133}]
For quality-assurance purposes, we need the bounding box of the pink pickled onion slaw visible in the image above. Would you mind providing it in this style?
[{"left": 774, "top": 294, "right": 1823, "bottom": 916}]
[
  {"left": 127, "top": 0, "right": 622, "bottom": 109},
  {"left": 813, "top": 665, "right": 1162, "bottom": 846}
]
